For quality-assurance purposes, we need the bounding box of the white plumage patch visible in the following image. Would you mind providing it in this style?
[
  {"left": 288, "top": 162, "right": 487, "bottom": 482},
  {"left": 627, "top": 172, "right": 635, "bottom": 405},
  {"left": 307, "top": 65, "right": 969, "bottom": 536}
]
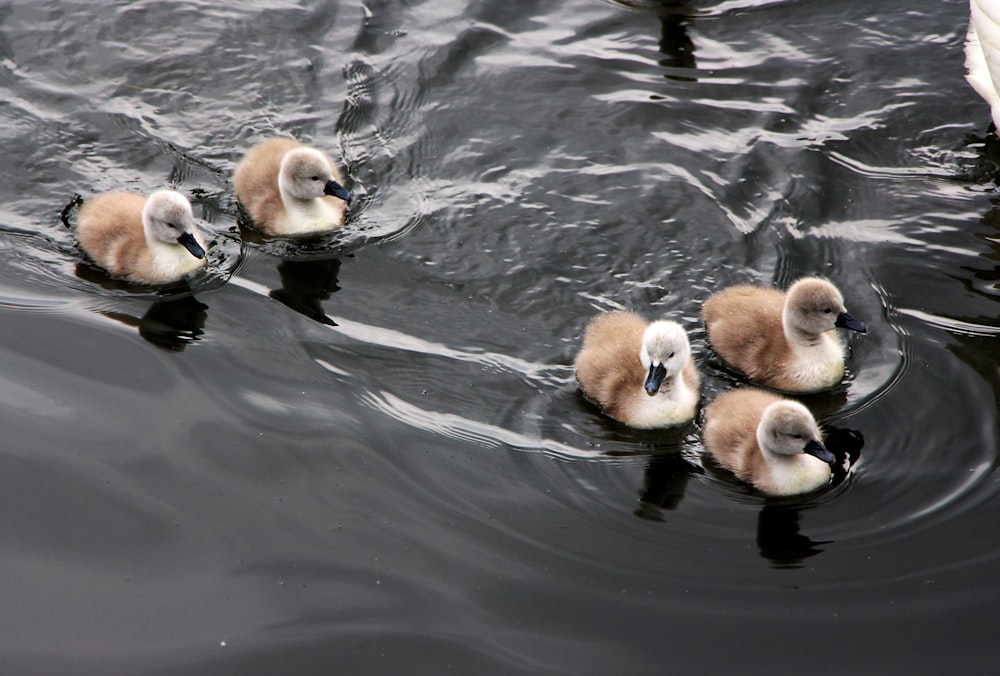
[
  {"left": 967, "top": 0, "right": 1000, "bottom": 131},
  {"left": 625, "top": 379, "right": 699, "bottom": 429}
]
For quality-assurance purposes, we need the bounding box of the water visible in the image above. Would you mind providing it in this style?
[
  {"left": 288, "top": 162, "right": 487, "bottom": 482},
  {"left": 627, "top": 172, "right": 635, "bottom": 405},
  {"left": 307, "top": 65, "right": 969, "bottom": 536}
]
[{"left": 0, "top": 0, "right": 997, "bottom": 672}]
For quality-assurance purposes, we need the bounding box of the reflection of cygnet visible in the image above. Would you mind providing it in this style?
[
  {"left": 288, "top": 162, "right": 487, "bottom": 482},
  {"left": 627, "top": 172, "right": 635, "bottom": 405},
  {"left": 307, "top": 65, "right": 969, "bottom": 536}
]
[
  {"left": 233, "top": 137, "right": 352, "bottom": 236},
  {"left": 702, "top": 277, "right": 866, "bottom": 393},
  {"left": 575, "top": 311, "right": 700, "bottom": 429},
  {"left": 77, "top": 190, "right": 207, "bottom": 284},
  {"left": 966, "top": 0, "right": 1000, "bottom": 132},
  {"left": 703, "top": 388, "right": 834, "bottom": 496}
]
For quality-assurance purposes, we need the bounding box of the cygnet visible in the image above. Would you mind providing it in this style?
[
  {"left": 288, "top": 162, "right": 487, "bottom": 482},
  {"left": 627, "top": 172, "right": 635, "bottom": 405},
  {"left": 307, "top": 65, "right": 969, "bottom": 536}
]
[
  {"left": 233, "top": 137, "right": 352, "bottom": 236},
  {"left": 77, "top": 190, "right": 207, "bottom": 284},
  {"left": 575, "top": 311, "right": 700, "bottom": 429},
  {"left": 702, "top": 388, "right": 834, "bottom": 496},
  {"left": 702, "top": 277, "right": 866, "bottom": 393}
]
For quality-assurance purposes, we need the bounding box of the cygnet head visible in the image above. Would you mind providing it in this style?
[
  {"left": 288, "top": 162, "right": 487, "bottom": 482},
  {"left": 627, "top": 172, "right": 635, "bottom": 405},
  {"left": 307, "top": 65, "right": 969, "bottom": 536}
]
[
  {"left": 784, "top": 277, "right": 866, "bottom": 337},
  {"left": 142, "top": 190, "right": 205, "bottom": 260},
  {"left": 639, "top": 320, "right": 691, "bottom": 396},
  {"left": 278, "top": 148, "right": 352, "bottom": 203},
  {"left": 757, "top": 400, "right": 834, "bottom": 464}
]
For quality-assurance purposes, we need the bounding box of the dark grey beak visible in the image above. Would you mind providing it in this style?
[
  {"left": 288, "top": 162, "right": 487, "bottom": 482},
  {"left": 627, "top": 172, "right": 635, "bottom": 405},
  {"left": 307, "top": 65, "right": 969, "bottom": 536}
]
[
  {"left": 644, "top": 363, "right": 667, "bottom": 396},
  {"left": 324, "top": 179, "right": 352, "bottom": 203},
  {"left": 835, "top": 311, "right": 866, "bottom": 333},
  {"left": 177, "top": 232, "right": 206, "bottom": 260},
  {"left": 804, "top": 439, "right": 835, "bottom": 464}
]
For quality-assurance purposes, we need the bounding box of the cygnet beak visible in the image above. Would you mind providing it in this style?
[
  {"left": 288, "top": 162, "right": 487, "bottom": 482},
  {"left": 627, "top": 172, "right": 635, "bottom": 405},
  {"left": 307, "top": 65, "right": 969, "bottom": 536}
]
[
  {"left": 803, "top": 439, "right": 835, "bottom": 464},
  {"left": 324, "top": 179, "right": 352, "bottom": 203},
  {"left": 835, "top": 311, "right": 866, "bottom": 333},
  {"left": 644, "top": 363, "right": 667, "bottom": 396},
  {"left": 177, "top": 232, "right": 206, "bottom": 260}
]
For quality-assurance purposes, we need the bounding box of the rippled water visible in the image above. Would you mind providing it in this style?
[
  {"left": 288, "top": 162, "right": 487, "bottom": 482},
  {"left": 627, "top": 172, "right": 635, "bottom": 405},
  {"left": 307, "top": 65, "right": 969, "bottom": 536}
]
[{"left": 1, "top": 0, "right": 998, "bottom": 672}]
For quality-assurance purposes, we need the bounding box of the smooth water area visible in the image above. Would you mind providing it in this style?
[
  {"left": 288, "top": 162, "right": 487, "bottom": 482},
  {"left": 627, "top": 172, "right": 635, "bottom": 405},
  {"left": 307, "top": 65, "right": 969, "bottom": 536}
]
[{"left": 1, "top": 0, "right": 999, "bottom": 672}]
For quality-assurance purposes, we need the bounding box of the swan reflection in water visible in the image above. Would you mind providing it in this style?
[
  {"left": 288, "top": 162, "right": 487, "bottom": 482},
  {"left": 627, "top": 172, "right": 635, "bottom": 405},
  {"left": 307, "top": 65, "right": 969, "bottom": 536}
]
[
  {"left": 612, "top": 0, "right": 696, "bottom": 79},
  {"left": 656, "top": 1, "right": 696, "bottom": 78},
  {"left": 635, "top": 452, "right": 692, "bottom": 521},
  {"left": 269, "top": 257, "right": 342, "bottom": 326},
  {"left": 755, "top": 504, "right": 830, "bottom": 566},
  {"left": 100, "top": 295, "right": 209, "bottom": 352},
  {"left": 74, "top": 262, "right": 210, "bottom": 352},
  {"left": 634, "top": 425, "right": 863, "bottom": 567}
]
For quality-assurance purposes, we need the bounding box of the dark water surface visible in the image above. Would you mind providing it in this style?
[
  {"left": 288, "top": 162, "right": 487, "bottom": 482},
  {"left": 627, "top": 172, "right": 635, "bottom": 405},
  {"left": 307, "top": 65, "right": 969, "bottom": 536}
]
[{"left": 1, "top": 0, "right": 998, "bottom": 672}]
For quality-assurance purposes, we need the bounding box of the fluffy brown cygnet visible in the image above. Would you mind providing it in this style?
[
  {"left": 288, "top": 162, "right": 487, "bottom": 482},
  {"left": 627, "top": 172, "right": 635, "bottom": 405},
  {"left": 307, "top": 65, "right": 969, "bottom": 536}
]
[
  {"left": 702, "top": 277, "right": 866, "bottom": 393},
  {"left": 702, "top": 388, "right": 834, "bottom": 496},
  {"left": 574, "top": 311, "right": 700, "bottom": 429},
  {"left": 233, "top": 137, "right": 352, "bottom": 236},
  {"left": 76, "top": 190, "right": 207, "bottom": 284}
]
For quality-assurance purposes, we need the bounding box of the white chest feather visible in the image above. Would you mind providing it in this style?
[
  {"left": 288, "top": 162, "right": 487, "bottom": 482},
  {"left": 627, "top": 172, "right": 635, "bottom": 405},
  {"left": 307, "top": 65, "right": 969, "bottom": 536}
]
[
  {"left": 282, "top": 198, "right": 343, "bottom": 234},
  {"left": 786, "top": 334, "right": 845, "bottom": 391},
  {"left": 766, "top": 455, "right": 832, "bottom": 496},
  {"left": 149, "top": 241, "right": 206, "bottom": 281},
  {"left": 627, "top": 378, "right": 699, "bottom": 429}
]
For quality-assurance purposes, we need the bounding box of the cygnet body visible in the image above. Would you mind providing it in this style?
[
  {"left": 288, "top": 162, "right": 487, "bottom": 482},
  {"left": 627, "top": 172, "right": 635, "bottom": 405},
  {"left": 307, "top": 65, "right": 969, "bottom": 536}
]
[
  {"left": 233, "top": 137, "right": 352, "bottom": 236},
  {"left": 77, "top": 190, "right": 207, "bottom": 284},
  {"left": 575, "top": 311, "right": 700, "bottom": 429},
  {"left": 966, "top": 0, "right": 1000, "bottom": 132},
  {"left": 703, "top": 388, "right": 834, "bottom": 496},
  {"left": 702, "top": 277, "right": 866, "bottom": 393}
]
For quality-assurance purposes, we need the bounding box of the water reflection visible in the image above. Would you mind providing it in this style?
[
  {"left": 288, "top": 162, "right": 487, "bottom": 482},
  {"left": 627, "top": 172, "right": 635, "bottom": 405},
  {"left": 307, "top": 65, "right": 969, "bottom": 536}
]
[
  {"left": 268, "top": 257, "right": 342, "bottom": 326},
  {"left": 824, "top": 426, "right": 865, "bottom": 485},
  {"left": 657, "top": 2, "right": 696, "bottom": 79},
  {"left": 756, "top": 504, "right": 829, "bottom": 567},
  {"left": 634, "top": 452, "right": 692, "bottom": 521},
  {"left": 101, "top": 295, "right": 209, "bottom": 352},
  {"left": 73, "top": 258, "right": 211, "bottom": 351},
  {"left": 612, "top": 0, "right": 696, "bottom": 79},
  {"left": 956, "top": 200, "right": 1000, "bottom": 314},
  {"left": 964, "top": 127, "right": 1000, "bottom": 184},
  {"left": 59, "top": 194, "right": 83, "bottom": 229}
]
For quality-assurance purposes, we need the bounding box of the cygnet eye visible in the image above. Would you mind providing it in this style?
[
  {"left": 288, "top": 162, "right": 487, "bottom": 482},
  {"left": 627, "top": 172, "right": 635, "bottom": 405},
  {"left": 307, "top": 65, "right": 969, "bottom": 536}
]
[
  {"left": 310, "top": 175, "right": 321, "bottom": 181},
  {"left": 668, "top": 352, "right": 675, "bottom": 359},
  {"left": 823, "top": 308, "right": 832, "bottom": 314},
  {"left": 166, "top": 222, "right": 177, "bottom": 229},
  {"left": 791, "top": 433, "right": 804, "bottom": 439}
]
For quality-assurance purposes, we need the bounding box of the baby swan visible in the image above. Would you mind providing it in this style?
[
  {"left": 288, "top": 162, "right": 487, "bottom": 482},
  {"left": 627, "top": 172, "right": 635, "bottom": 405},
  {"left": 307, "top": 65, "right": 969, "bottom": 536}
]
[
  {"left": 575, "top": 311, "right": 700, "bottom": 429},
  {"left": 77, "top": 190, "right": 207, "bottom": 284},
  {"left": 233, "top": 137, "right": 352, "bottom": 236},
  {"left": 702, "top": 277, "right": 866, "bottom": 393},
  {"left": 703, "top": 388, "right": 834, "bottom": 496}
]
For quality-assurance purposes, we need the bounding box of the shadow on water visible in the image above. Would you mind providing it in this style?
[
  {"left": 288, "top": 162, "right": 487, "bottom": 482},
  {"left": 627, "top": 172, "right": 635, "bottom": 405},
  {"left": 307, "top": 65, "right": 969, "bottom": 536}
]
[
  {"left": 72, "top": 262, "right": 211, "bottom": 351},
  {"left": 657, "top": 2, "right": 696, "bottom": 80},
  {"left": 269, "top": 257, "right": 343, "bottom": 326},
  {"left": 99, "top": 296, "right": 209, "bottom": 352},
  {"left": 958, "top": 198, "right": 1000, "bottom": 315},
  {"left": 610, "top": 0, "right": 697, "bottom": 80},
  {"left": 824, "top": 426, "right": 865, "bottom": 484},
  {"left": 962, "top": 125, "right": 1000, "bottom": 184},
  {"left": 634, "top": 452, "right": 692, "bottom": 521},
  {"left": 755, "top": 504, "right": 830, "bottom": 567}
]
